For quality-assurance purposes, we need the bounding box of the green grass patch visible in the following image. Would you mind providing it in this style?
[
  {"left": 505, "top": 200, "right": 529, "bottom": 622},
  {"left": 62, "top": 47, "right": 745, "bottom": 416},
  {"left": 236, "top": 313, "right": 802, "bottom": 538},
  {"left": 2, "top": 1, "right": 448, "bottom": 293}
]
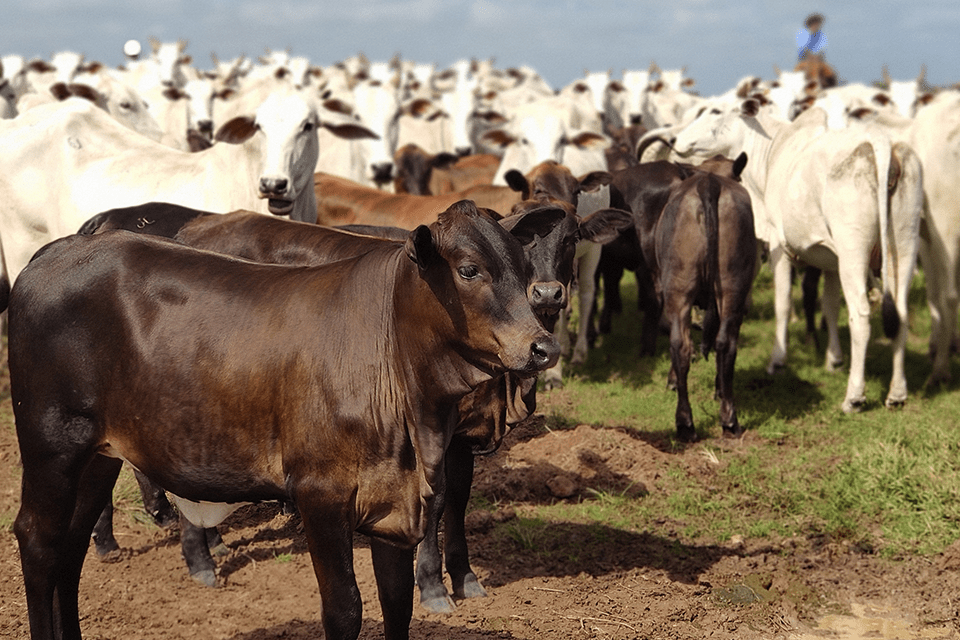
[{"left": 514, "top": 263, "right": 960, "bottom": 558}]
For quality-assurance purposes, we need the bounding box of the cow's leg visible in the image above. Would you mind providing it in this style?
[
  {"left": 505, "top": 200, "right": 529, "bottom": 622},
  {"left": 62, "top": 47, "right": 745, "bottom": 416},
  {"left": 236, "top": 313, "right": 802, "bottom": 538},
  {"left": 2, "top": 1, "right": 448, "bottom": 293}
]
[
  {"left": 133, "top": 469, "right": 178, "bottom": 528},
  {"left": 598, "top": 261, "right": 624, "bottom": 336},
  {"left": 443, "top": 438, "right": 486, "bottom": 600},
  {"left": 885, "top": 141, "right": 922, "bottom": 406},
  {"left": 767, "top": 244, "right": 793, "bottom": 374},
  {"left": 715, "top": 310, "right": 745, "bottom": 437},
  {"left": 371, "top": 538, "right": 415, "bottom": 640},
  {"left": 415, "top": 470, "right": 454, "bottom": 614},
  {"left": 179, "top": 515, "right": 219, "bottom": 587},
  {"left": 820, "top": 270, "right": 844, "bottom": 371},
  {"left": 91, "top": 501, "right": 122, "bottom": 561},
  {"left": 637, "top": 264, "right": 661, "bottom": 358},
  {"left": 836, "top": 265, "right": 871, "bottom": 413},
  {"left": 801, "top": 266, "right": 822, "bottom": 350},
  {"left": 298, "top": 499, "right": 363, "bottom": 640},
  {"left": 60, "top": 457, "right": 124, "bottom": 637},
  {"left": 918, "top": 237, "right": 952, "bottom": 385},
  {"left": 571, "top": 243, "right": 601, "bottom": 365},
  {"left": 665, "top": 299, "right": 696, "bottom": 441},
  {"left": 17, "top": 450, "right": 122, "bottom": 640},
  {"left": 206, "top": 526, "right": 229, "bottom": 557}
]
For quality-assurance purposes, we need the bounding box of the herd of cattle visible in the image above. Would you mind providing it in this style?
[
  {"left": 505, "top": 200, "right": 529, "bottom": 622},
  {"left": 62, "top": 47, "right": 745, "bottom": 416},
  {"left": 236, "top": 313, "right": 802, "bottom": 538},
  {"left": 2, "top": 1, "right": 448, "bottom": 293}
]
[{"left": 2, "top": 39, "right": 957, "bottom": 640}]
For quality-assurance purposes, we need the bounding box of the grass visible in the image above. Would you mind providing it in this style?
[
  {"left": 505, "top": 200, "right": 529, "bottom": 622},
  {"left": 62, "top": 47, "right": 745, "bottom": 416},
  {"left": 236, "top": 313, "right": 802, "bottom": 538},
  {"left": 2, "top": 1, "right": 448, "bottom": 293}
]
[{"left": 491, "top": 262, "right": 960, "bottom": 559}]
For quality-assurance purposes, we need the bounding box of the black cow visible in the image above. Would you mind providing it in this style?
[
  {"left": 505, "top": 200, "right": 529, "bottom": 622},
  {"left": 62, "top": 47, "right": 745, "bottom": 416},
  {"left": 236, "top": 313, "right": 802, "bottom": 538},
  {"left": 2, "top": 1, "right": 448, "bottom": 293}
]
[
  {"left": 651, "top": 159, "right": 756, "bottom": 440},
  {"left": 77, "top": 199, "right": 633, "bottom": 614},
  {"left": 11, "top": 200, "right": 561, "bottom": 640}
]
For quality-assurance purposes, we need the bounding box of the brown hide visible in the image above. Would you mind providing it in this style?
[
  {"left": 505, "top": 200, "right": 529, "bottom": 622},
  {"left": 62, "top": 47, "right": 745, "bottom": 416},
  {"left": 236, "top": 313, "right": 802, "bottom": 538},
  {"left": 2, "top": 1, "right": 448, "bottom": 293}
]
[
  {"left": 10, "top": 201, "right": 559, "bottom": 640},
  {"left": 315, "top": 160, "right": 584, "bottom": 228}
]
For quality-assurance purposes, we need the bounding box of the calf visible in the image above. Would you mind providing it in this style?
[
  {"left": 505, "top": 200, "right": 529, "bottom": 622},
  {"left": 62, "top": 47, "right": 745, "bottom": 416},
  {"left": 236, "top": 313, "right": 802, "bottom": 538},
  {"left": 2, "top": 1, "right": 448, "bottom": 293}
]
[
  {"left": 11, "top": 200, "right": 560, "bottom": 640},
  {"left": 78, "top": 199, "right": 632, "bottom": 613},
  {"left": 653, "top": 164, "right": 756, "bottom": 441}
]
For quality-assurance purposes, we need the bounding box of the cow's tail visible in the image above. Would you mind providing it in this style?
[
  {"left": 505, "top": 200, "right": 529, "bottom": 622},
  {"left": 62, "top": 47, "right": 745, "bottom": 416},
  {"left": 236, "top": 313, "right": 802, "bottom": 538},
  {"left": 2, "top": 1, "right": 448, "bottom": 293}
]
[
  {"left": 699, "top": 174, "right": 723, "bottom": 359},
  {"left": 877, "top": 136, "right": 900, "bottom": 340}
]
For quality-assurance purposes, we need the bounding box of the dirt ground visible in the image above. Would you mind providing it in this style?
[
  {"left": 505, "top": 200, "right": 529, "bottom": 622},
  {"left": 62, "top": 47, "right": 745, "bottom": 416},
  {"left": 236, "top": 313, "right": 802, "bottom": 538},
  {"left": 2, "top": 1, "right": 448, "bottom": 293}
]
[{"left": 2, "top": 390, "right": 959, "bottom": 640}]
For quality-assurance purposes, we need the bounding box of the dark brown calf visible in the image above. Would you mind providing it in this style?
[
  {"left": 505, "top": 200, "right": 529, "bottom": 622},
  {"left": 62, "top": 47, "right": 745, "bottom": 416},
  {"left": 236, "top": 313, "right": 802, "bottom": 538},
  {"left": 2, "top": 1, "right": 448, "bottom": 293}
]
[
  {"left": 653, "top": 162, "right": 756, "bottom": 441},
  {"left": 78, "top": 197, "right": 631, "bottom": 614},
  {"left": 11, "top": 201, "right": 560, "bottom": 640}
]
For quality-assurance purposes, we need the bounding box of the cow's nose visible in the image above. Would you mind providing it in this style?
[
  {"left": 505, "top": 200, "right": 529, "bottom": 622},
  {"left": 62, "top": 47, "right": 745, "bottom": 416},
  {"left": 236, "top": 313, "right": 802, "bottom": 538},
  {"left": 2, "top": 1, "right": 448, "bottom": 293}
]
[
  {"left": 371, "top": 162, "right": 393, "bottom": 185},
  {"left": 260, "top": 177, "right": 288, "bottom": 194},
  {"left": 530, "top": 334, "right": 561, "bottom": 371},
  {"left": 530, "top": 281, "right": 565, "bottom": 311},
  {"left": 197, "top": 120, "right": 213, "bottom": 135}
]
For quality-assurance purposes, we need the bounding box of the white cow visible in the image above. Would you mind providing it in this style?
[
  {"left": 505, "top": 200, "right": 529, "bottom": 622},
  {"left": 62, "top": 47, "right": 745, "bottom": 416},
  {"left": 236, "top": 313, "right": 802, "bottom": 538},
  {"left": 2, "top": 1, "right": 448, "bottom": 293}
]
[
  {"left": 0, "top": 89, "right": 323, "bottom": 289},
  {"left": 673, "top": 98, "right": 922, "bottom": 413},
  {"left": 862, "top": 91, "right": 960, "bottom": 384},
  {"left": 351, "top": 77, "right": 401, "bottom": 186},
  {"left": 641, "top": 67, "right": 701, "bottom": 129}
]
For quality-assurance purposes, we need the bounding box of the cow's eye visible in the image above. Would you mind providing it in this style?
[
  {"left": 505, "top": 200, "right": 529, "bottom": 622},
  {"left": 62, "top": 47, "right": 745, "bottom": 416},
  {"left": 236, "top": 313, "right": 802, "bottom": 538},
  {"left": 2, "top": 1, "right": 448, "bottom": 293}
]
[{"left": 458, "top": 265, "right": 480, "bottom": 280}]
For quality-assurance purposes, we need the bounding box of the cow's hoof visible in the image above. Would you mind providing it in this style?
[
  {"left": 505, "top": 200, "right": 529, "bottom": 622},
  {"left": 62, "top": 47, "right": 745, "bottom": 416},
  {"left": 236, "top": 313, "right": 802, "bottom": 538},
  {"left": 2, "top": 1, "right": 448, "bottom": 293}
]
[
  {"left": 97, "top": 548, "right": 123, "bottom": 564},
  {"left": 722, "top": 424, "right": 745, "bottom": 439},
  {"left": 152, "top": 510, "right": 179, "bottom": 529},
  {"left": 190, "top": 569, "right": 219, "bottom": 588},
  {"left": 766, "top": 361, "right": 786, "bottom": 375},
  {"left": 454, "top": 575, "right": 488, "bottom": 600},
  {"left": 841, "top": 397, "right": 866, "bottom": 414},
  {"left": 884, "top": 396, "right": 907, "bottom": 409},
  {"left": 420, "top": 595, "right": 456, "bottom": 614},
  {"left": 676, "top": 427, "right": 698, "bottom": 443},
  {"left": 925, "top": 371, "right": 951, "bottom": 389}
]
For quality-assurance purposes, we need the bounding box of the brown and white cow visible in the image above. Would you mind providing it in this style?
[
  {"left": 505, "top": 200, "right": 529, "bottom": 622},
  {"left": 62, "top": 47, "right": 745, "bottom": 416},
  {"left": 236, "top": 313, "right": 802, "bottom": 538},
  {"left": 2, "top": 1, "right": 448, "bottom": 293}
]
[{"left": 11, "top": 200, "right": 560, "bottom": 640}]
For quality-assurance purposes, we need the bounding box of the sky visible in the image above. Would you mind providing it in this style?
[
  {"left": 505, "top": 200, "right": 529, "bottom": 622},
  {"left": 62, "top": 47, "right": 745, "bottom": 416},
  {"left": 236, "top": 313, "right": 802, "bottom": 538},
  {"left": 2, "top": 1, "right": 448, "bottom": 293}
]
[{"left": 3, "top": 1, "right": 959, "bottom": 98}]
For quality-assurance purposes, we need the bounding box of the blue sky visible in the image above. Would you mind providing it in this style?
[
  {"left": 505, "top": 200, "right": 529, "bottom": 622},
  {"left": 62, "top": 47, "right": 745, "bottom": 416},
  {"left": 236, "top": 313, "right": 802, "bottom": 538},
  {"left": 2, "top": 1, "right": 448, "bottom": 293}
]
[{"left": 4, "top": 1, "right": 958, "bottom": 97}]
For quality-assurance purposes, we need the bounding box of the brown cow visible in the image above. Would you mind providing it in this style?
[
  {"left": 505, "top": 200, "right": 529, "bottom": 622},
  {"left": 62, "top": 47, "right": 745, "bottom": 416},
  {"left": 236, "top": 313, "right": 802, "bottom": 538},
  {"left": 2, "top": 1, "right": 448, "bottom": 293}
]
[
  {"left": 77, "top": 197, "right": 632, "bottom": 613},
  {"left": 316, "top": 159, "right": 598, "bottom": 227},
  {"left": 392, "top": 143, "right": 500, "bottom": 195},
  {"left": 11, "top": 200, "right": 560, "bottom": 640},
  {"left": 652, "top": 157, "right": 756, "bottom": 441}
]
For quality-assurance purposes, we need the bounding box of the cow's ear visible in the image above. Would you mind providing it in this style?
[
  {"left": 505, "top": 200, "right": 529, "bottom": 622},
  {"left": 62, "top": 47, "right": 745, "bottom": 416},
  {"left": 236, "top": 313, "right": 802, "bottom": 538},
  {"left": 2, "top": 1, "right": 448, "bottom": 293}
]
[
  {"left": 321, "top": 121, "right": 380, "bottom": 140},
  {"left": 64, "top": 83, "right": 101, "bottom": 105},
  {"left": 501, "top": 205, "right": 566, "bottom": 244},
  {"left": 49, "top": 82, "right": 71, "bottom": 101},
  {"left": 578, "top": 170, "right": 612, "bottom": 193},
  {"left": 579, "top": 208, "right": 634, "bottom": 245},
  {"left": 732, "top": 152, "right": 748, "bottom": 179},
  {"left": 215, "top": 116, "right": 258, "bottom": 144},
  {"left": 504, "top": 170, "right": 529, "bottom": 198},
  {"left": 404, "top": 225, "right": 438, "bottom": 271}
]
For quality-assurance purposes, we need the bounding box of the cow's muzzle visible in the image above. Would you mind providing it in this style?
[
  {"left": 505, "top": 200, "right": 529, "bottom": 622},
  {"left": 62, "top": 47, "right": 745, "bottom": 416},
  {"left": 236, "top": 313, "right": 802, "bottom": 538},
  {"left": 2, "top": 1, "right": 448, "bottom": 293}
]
[
  {"left": 529, "top": 333, "right": 561, "bottom": 372},
  {"left": 259, "top": 177, "right": 294, "bottom": 215},
  {"left": 529, "top": 281, "right": 566, "bottom": 315}
]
